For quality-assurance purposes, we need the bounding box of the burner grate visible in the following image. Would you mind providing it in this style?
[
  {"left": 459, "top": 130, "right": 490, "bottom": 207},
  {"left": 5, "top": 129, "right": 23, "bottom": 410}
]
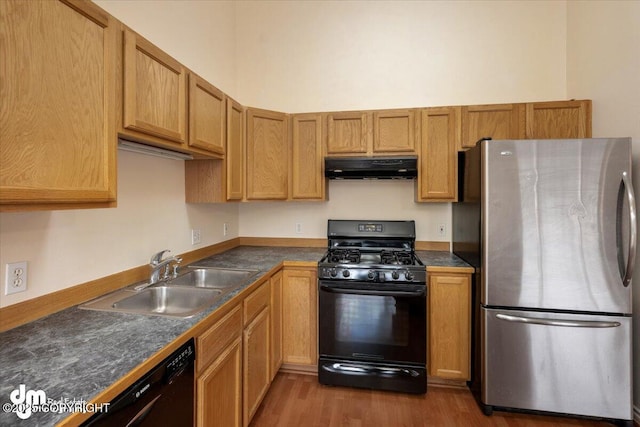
[
  {"left": 380, "top": 250, "right": 414, "bottom": 265},
  {"left": 328, "top": 249, "right": 361, "bottom": 264}
]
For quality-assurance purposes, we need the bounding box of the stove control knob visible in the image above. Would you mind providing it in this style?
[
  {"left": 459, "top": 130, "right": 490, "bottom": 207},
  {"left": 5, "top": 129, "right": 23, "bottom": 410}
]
[
  {"left": 342, "top": 270, "right": 350, "bottom": 278},
  {"left": 392, "top": 271, "right": 400, "bottom": 280},
  {"left": 330, "top": 269, "right": 338, "bottom": 278},
  {"left": 367, "top": 270, "right": 376, "bottom": 280},
  {"left": 405, "top": 271, "right": 414, "bottom": 281}
]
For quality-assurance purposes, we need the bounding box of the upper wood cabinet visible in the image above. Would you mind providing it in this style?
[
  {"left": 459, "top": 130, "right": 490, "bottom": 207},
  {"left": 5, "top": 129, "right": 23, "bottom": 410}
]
[
  {"left": 122, "top": 28, "right": 188, "bottom": 147},
  {"left": 417, "top": 107, "right": 460, "bottom": 202},
  {"left": 0, "top": 0, "right": 117, "bottom": 210},
  {"left": 291, "top": 114, "right": 325, "bottom": 200},
  {"left": 461, "top": 103, "right": 525, "bottom": 149},
  {"left": 189, "top": 73, "right": 226, "bottom": 155},
  {"left": 428, "top": 272, "right": 472, "bottom": 381},
  {"left": 326, "top": 112, "right": 369, "bottom": 155},
  {"left": 226, "top": 98, "right": 245, "bottom": 201},
  {"left": 373, "top": 109, "right": 419, "bottom": 154},
  {"left": 184, "top": 97, "right": 244, "bottom": 204},
  {"left": 525, "top": 100, "right": 592, "bottom": 139},
  {"left": 246, "top": 108, "right": 289, "bottom": 200}
]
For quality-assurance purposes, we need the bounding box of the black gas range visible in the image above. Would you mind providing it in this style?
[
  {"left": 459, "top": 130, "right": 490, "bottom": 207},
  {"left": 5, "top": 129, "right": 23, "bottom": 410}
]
[{"left": 317, "top": 220, "right": 427, "bottom": 394}]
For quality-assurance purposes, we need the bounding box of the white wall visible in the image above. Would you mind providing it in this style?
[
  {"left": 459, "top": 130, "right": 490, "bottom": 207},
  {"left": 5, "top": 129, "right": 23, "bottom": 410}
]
[
  {"left": 239, "top": 181, "right": 451, "bottom": 241},
  {"left": 237, "top": 0, "right": 568, "bottom": 239},
  {"left": 566, "top": 0, "right": 640, "bottom": 415},
  {"left": 0, "top": 1, "right": 239, "bottom": 308},
  {"left": 95, "top": 0, "right": 237, "bottom": 97},
  {"left": 235, "top": 0, "right": 567, "bottom": 112}
]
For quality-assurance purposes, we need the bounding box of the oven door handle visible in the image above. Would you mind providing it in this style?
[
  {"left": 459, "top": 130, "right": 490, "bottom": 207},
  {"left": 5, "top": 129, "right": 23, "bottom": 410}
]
[{"left": 320, "top": 284, "right": 425, "bottom": 298}]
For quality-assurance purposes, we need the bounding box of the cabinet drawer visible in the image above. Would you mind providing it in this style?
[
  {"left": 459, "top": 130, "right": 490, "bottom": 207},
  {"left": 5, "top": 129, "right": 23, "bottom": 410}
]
[
  {"left": 197, "top": 305, "right": 242, "bottom": 373},
  {"left": 244, "top": 281, "right": 270, "bottom": 326}
]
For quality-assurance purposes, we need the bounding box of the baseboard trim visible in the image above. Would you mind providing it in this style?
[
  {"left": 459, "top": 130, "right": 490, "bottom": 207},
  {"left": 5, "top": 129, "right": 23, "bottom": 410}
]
[
  {"left": 239, "top": 236, "right": 327, "bottom": 247},
  {"left": 416, "top": 241, "right": 450, "bottom": 251},
  {"left": 280, "top": 363, "right": 318, "bottom": 375}
]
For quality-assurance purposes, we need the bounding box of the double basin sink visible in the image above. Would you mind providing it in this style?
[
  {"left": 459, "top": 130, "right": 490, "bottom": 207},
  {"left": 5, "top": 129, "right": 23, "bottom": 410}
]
[{"left": 79, "top": 267, "right": 260, "bottom": 318}]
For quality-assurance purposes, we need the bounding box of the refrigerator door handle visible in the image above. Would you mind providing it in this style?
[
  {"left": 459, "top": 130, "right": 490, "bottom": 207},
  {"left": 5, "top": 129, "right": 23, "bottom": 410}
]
[
  {"left": 495, "top": 313, "right": 621, "bottom": 328},
  {"left": 620, "top": 171, "right": 636, "bottom": 287}
]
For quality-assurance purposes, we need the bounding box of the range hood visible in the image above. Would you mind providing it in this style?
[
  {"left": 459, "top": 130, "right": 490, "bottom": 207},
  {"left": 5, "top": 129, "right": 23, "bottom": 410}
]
[{"left": 324, "top": 156, "right": 417, "bottom": 179}]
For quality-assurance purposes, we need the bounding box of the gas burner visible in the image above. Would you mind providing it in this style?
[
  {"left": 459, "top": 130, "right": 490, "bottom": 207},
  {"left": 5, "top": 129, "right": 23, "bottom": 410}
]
[
  {"left": 380, "top": 250, "right": 414, "bottom": 265},
  {"left": 328, "top": 249, "right": 361, "bottom": 264}
]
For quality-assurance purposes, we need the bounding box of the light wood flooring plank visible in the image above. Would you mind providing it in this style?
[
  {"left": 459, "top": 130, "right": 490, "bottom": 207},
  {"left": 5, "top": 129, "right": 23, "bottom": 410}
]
[{"left": 250, "top": 373, "right": 616, "bottom": 427}]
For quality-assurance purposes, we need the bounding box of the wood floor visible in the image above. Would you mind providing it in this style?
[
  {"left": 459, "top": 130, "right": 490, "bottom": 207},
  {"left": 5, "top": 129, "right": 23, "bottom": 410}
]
[{"left": 250, "top": 373, "right": 621, "bottom": 427}]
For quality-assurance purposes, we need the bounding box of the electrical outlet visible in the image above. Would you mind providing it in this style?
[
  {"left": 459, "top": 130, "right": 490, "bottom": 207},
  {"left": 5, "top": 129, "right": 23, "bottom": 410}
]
[
  {"left": 5, "top": 261, "right": 27, "bottom": 295},
  {"left": 438, "top": 224, "right": 446, "bottom": 236},
  {"left": 223, "top": 223, "right": 229, "bottom": 237},
  {"left": 191, "top": 229, "right": 201, "bottom": 245},
  {"left": 295, "top": 223, "right": 302, "bottom": 234}
]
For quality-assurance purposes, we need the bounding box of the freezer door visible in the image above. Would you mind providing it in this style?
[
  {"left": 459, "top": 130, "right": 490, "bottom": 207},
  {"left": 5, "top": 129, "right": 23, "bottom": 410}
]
[
  {"left": 482, "top": 138, "right": 634, "bottom": 313},
  {"left": 482, "top": 308, "right": 632, "bottom": 420}
]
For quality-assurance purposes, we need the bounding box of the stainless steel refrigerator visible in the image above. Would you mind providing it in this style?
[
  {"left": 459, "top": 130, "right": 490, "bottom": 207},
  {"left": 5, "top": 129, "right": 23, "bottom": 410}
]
[{"left": 453, "top": 138, "right": 635, "bottom": 426}]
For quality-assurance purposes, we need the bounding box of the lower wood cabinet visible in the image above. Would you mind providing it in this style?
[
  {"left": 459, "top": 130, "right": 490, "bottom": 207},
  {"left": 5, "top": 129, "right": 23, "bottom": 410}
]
[
  {"left": 197, "top": 337, "right": 242, "bottom": 427},
  {"left": 270, "top": 271, "right": 283, "bottom": 380},
  {"left": 243, "top": 281, "right": 271, "bottom": 426},
  {"left": 196, "top": 305, "right": 243, "bottom": 427},
  {"left": 282, "top": 267, "right": 318, "bottom": 369},
  {"left": 428, "top": 271, "right": 472, "bottom": 381}
]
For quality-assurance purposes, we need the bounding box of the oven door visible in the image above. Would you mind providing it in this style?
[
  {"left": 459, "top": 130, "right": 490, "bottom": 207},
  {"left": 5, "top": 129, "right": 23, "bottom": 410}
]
[{"left": 318, "top": 280, "right": 426, "bottom": 364}]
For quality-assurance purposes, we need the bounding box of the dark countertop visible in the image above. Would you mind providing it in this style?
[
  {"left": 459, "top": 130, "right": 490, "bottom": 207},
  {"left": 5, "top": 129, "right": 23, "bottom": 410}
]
[
  {"left": 416, "top": 250, "right": 475, "bottom": 269},
  {"left": 0, "top": 246, "right": 470, "bottom": 426}
]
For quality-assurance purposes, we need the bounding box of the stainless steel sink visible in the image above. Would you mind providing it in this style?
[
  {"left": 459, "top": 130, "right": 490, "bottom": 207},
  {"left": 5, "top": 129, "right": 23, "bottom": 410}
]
[
  {"left": 167, "top": 267, "right": 259, "bottom": 288},
  {"left": 79, "top": 266, "right": 260, "bottom": 318},
  {"left": 111, "top": 286, "right": 223, "bottom": 317}
]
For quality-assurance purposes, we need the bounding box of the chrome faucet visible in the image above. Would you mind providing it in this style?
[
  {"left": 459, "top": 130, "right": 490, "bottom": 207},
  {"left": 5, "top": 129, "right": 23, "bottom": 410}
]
[{"left": 134, "top": 250, "right": 182, "bottom": 291}]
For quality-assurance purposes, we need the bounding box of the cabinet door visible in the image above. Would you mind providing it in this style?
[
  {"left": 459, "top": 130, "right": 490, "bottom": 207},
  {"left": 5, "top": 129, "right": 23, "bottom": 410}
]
[
  {"left": 525, "top": 100, "right": 592, "bottom": 139},
  {"left": 428, "top": 273, "right": 471, "bottom": 380},
  {"left": 123, "top": 28, "right": 187, "bottom": 145},
  {"left": 282, "top": 268, "right": 317, "bottom": 366},
  {"left": 373, "top": 109, "right": 419, "bottom": 153},
  {"left": 1, "top": 0, "right": 116, "bottom": 207},
  {"left": 246, "top": 108, "right": 289, "bottom": 200},
  {"left": 461, "top": 103, "right": 524, "bottom": 149},
  {"left": 292, "top": 114, "right": 325, "bottom": 200},
  {"left": 270, "top": 271, "right": 283, "bottom": 380},
  {"left": 226, "top": 98, "right": 245, "bottom": 201},
  {"left": 189, "top": 73, "right": 225, "bottom": 155},
  {"left": 417, "top": 107, "right": 460, "bottom": 202},
  {"left": 326, "top": 112, "right": 369, "bottom": 155},
  {"left": 197, "top": 337, "right": 242, "bottom": 427},
  {"left": 243, "top": 307, "right": 270, "bottom": 426}
]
